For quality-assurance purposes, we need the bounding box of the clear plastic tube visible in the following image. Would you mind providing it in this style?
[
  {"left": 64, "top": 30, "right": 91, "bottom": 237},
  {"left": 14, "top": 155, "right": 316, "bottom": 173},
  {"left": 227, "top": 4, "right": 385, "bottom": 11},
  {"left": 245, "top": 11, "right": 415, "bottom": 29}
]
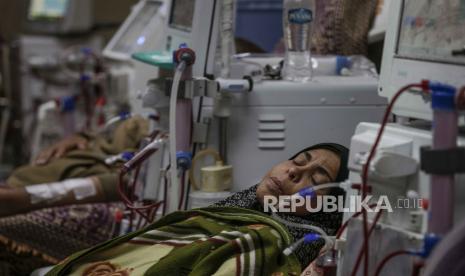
[
  {"left": 290, "top": 180, "right": 350, "bottom": 200},
  {"left": 105, "top": 151, "right": 135, "bottom": 165},
  {"left": 271, "top": 212, "right": 333, "bottom": 252},
  {"left": 219, "top": 0, "right": 235, "bottom": 78},
  {"left": 271, "top": 181, "right": 350, "bottom": 256},
  {"left": 168, "top": 61, "right": 186, "bottom": 212},
  {"left": 62, "top": 110, "right": 76, "bottom": 137},
  {"left": 122, "top": 135, "right": 167, "bottom": 171},
  {"left": 30, "top": 100, "right": 58, "bottom": 161},
  {"left": 103, "top": 113, "right": 132, "bottom": 131}
]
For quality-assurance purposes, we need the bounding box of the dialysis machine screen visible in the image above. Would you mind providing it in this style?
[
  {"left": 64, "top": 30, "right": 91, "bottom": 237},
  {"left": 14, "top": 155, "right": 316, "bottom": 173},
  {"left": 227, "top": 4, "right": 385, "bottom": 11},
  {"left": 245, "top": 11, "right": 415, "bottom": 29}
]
[
  {"left": 379, "top": 0, "right": 465, "bottom": 121},
  {"left": 169, "top": 0, "right": 195, "bottom": 32},
  {"left": 397, "top": 0, "right": 465, "bottom": 65},
  {"left": 28, "top": 0, "right": 69, "bottom": 20},
  {"left": 109, "top": 1, "right": 163, "bottom": 55}
]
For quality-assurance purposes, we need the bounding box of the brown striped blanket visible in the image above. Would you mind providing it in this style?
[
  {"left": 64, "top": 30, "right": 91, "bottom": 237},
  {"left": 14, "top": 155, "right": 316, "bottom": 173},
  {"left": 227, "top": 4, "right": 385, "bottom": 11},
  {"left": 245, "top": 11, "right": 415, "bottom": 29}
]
[{"left": 47, "top": 207, "right": 302, "bottom": 276}]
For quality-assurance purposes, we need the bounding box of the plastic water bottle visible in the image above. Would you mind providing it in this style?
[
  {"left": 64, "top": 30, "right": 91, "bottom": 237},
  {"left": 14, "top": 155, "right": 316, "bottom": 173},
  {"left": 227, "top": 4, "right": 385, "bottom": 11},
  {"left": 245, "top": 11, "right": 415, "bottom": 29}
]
[{"left": 282, "top": 0, "right": 315, "bottom": 82}]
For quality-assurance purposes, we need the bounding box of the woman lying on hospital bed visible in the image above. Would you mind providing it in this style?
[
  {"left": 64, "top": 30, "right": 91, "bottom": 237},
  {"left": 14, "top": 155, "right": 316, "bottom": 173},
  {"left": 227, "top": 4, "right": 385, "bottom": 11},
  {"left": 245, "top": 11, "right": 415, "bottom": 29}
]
[
  {"left": 0, "top": 116, "right": 149, "bottom": 217},
  {"left": 0, "top": 116, "right": 150, "bottom": 275},
  {"left": 47, "top": 143, "right": 348, "bottom": 275}
]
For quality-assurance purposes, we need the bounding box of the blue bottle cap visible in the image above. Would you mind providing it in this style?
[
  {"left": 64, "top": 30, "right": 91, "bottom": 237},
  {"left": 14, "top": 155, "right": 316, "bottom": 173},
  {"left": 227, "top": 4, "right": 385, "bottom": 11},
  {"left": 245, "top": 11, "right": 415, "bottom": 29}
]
[
  {"left": 176, "top": 151, "right": 193, "bottom": 170},
  {"left": 336, "top": 56, "right": 351, "bottom": 75}
]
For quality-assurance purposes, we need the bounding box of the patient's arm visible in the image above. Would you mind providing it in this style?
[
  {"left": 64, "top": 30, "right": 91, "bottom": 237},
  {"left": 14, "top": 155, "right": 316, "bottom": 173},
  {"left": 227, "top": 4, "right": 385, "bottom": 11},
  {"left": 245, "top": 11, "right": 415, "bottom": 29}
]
[
  {"left": 0, "top": 177, "right": 109, "bottom": 218},
  {"left": 34, "top": 134, "right": 88, "bottom": 165}
]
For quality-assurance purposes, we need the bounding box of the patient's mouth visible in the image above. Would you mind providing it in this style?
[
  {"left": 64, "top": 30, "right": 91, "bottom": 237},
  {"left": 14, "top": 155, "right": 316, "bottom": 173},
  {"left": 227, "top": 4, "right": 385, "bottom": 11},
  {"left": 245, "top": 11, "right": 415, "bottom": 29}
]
[{"left": 267, "top": 177, "right": 283, "bottom": 195}]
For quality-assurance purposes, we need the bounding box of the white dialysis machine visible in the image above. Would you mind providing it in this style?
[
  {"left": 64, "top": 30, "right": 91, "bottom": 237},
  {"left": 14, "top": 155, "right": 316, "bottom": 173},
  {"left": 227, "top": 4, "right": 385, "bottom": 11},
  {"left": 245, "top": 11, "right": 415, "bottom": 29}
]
[
  {"left": 19, "top": 0, "right": 102, "bottom": 159},
  {"left": 200, "top": 74, "right": 387, "bottom": 192},
  {"left": 110, "top": 0, "right": 389, "bottom": 217},
  {"left": 109, "top": 0, "right": 222, "bottom": 214},
  {"left": 337, "top": 0, "right": 465, "bottom": 275},
  {"left": 103, "top": 0, "right": 168, "bottom": 114},
  {"left": 24, "top": 0, "right": 93, "bottom": 35}
]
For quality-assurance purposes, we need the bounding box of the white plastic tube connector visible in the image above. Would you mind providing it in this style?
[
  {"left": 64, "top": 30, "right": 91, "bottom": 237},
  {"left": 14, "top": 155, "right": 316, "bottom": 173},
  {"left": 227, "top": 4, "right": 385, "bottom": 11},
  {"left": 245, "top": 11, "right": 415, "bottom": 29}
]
[
  {"left": 282, "top": 233, "right": 327, "bottom": 256},
  {"left": 283, "top": 236, "right": 306, "bottom": 256},
  {"left": 168, "top": 61, "right": 186, "bottom": 212},
  {"left": 216, "top": 78, "right": 251, "bottom": 93}
]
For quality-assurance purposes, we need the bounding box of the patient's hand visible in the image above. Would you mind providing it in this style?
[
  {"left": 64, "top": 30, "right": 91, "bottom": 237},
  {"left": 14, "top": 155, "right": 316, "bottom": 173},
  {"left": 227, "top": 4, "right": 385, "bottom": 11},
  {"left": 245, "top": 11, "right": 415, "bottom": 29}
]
[{"left": 34, "top": 135, "right": 88, "bottom": 165}]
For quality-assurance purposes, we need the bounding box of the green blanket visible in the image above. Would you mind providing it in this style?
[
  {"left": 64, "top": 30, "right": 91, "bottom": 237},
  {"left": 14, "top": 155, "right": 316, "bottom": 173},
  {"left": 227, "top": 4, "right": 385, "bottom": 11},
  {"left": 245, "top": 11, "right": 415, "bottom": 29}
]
[{"left": 47, "top": 207, "right": 301, "bottom": 276}]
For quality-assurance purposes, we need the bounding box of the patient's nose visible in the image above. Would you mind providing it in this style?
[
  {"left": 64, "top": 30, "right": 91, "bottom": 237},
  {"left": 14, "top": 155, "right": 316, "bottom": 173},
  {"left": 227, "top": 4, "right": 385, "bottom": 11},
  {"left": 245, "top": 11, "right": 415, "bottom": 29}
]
[{"left": 288, "top": 167, "right": 300, "bottom": 182}]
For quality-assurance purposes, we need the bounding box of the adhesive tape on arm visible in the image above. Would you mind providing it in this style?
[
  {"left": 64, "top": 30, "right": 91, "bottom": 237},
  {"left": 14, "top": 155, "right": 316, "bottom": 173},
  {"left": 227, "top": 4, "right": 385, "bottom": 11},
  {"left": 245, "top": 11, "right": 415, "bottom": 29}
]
[
  {"left": 63, "top": 178, "right": 97, "bottom": 200},
  {"left": 25, "top": 183, "right": 67, "bottom": 204},
  {"left": 25, "top": 178, "right": 97, "bottom": 204}
]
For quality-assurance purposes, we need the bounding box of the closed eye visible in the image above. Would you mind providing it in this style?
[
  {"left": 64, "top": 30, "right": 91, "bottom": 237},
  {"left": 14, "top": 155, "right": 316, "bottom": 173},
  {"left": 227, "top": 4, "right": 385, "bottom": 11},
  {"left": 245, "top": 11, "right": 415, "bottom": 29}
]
[
  {"left": 311, "top": 172, "right": 332, "bottom": 186},
  {"left": 316, "top": 167, "right": 334, "bottom": 183},
  {"left": 293, "top": 153, "right": 308, "bottom": 166}
]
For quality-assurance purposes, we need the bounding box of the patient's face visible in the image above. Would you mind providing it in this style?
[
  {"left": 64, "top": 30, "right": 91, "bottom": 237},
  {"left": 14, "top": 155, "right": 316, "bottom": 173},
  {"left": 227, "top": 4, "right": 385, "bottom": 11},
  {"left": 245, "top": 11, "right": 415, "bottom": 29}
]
[{"left": 256, "top": 149, "right": 340, "bottom": 210}]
